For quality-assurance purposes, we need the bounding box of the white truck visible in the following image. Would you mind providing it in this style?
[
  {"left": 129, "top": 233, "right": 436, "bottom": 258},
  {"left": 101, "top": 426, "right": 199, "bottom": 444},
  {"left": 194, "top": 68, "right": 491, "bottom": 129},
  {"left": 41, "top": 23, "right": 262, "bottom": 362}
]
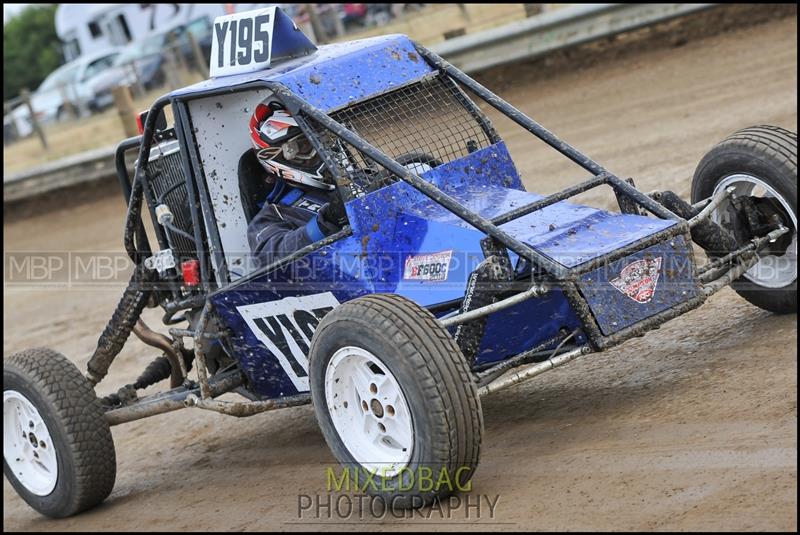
[{"left": 55, "top": 4, "right": 246, "bottom": 62}]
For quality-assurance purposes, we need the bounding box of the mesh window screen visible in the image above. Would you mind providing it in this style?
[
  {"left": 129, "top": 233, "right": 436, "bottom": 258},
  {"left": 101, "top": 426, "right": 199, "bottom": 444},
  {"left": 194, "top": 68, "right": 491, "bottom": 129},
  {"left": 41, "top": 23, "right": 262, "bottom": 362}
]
[{"left": 304, "top": 74, "right": 498, "bottom": 196}]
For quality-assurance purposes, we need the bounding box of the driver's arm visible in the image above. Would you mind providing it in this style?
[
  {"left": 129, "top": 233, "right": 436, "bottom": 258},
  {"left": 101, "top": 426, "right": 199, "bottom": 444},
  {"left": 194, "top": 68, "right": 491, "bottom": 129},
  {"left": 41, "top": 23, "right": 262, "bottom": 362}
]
[
  {"left": 248, "top": 203, "right": 319, "bottom": 268},
  {"left": 247, "top": 195, "right": 345, "bottom": 268}
]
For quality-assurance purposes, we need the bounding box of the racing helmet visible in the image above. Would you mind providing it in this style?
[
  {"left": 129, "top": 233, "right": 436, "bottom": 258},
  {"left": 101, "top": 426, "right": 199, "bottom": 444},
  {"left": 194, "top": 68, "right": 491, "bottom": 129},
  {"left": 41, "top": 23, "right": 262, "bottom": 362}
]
[{"left": 249, "top": 100, "right": 333, "bottom": 190}]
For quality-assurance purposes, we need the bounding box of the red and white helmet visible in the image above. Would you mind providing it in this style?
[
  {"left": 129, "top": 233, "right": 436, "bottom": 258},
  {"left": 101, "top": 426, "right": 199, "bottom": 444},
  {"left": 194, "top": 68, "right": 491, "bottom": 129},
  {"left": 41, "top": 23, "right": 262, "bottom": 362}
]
[{"left": 249, "top": 100, "right": 333, "bottom": 190}]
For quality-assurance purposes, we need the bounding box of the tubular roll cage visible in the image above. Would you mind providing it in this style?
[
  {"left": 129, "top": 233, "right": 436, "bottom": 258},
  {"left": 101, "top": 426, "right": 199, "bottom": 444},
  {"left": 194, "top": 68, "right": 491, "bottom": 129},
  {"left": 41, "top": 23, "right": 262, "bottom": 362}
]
[{"left": 117, "top": 43, "right": 706, "bottom": 353}]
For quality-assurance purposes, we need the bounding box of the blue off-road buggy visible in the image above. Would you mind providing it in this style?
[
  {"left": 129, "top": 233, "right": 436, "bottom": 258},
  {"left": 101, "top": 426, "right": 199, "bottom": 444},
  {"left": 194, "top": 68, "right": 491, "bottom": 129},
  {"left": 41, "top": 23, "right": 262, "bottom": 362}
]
[{"left": 4, "top": 8, "right": 797, "bottom": 517}]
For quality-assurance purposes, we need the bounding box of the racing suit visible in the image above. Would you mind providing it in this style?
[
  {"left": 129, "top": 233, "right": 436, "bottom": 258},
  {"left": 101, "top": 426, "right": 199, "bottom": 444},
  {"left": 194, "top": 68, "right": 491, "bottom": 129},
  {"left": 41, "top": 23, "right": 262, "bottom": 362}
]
[{"left": 247, "top": 178, "right": 344, "bottom": 268}]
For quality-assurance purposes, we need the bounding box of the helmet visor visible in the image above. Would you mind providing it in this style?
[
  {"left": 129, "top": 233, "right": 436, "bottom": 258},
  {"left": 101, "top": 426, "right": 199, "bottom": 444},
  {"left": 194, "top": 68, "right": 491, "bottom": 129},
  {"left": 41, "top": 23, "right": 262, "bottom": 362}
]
[{"left": 282, "top": 134, "right": 318, "bottom": 163}]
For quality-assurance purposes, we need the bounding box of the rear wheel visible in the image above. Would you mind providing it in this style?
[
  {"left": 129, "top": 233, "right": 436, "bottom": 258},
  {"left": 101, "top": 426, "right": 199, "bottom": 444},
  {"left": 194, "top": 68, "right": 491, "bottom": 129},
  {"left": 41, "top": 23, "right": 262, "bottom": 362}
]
[
  {"left": 692, "top": 125, "right": 797, "bottom": 313},
  {"left": 3, "top": 348, "right": 116, "bottom": 517},
  {"left": 309, "top": 294, "right": 482, "bottom": 508}
]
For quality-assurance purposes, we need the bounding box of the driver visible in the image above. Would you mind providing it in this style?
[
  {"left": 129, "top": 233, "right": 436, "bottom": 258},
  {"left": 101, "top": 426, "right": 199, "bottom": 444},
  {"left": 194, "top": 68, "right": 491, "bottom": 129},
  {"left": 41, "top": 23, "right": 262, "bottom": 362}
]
[{"left": 246, "top": 100, "right": 347, "bottom": 268}]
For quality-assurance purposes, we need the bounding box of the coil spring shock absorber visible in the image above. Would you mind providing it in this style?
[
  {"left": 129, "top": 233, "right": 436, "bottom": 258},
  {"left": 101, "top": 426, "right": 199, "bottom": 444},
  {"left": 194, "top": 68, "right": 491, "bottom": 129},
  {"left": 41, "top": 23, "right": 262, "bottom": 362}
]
[{"left": 85, "top": 263, "right": 154, "bottom": 386}]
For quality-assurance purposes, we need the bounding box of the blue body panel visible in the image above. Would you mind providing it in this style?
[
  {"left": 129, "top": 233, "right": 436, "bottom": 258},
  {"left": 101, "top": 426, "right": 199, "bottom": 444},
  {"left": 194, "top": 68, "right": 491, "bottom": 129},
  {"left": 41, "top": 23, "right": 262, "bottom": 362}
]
[
  {"left": 474, "top": 288, "right": 584, "bottom": 366},
  {"left": 170, "top": 34, "right": 434, "bottom": 112},
  {"left": 577, "top": 235, "right": 698, "bottom": 335},
  {"left": 348, "top": 143, "right": 677, "bottom": 269},
  {"left": 211, "top": 245, "right": 367, "bottom": 398},
  {"left": 210, "top": 142, "right": 690, "bottom": 399}
]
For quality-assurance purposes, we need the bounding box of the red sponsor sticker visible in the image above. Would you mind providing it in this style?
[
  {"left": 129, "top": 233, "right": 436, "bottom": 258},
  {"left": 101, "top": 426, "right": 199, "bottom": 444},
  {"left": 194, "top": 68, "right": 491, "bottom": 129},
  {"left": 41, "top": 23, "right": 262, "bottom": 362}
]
[{"left": 610, "top": 257, "right": 662, "bottom": 304}]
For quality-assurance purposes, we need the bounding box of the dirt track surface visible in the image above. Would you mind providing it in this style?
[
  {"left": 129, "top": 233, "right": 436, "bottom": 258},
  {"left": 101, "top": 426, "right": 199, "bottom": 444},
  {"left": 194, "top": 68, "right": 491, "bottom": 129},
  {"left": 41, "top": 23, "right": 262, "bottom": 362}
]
[{"left": 3, "top": 12, "right": 797, "bottom": 532}]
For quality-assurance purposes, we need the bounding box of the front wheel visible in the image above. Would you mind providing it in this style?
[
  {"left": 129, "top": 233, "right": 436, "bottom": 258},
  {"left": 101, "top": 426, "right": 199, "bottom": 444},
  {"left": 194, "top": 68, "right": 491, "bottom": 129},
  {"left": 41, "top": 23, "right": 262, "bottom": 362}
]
[
  {"left": 3, "top": 348, "right": 116, "bottom": 517},
  {"left": 309, "top": 294, "right": 482, "bottom": 508},
  {"left": 692, "top": 125, "right": 797, "bottom": 313}
]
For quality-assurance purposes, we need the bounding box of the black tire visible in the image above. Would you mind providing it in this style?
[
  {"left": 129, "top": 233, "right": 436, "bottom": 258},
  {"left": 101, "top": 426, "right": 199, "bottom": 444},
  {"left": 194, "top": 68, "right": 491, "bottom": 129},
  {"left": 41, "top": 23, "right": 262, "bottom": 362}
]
[
  {"left": 3, "top": 348, "right": 116, "bottom": 518},
  {"left": 309, "top": 294, "right": 482, "bottom": 508},
  {"left": 691, "top": 125, "right": 797, "bottom": 314},
  {"left": 396, "top": 152, "right": 443, "bottom": 169}
]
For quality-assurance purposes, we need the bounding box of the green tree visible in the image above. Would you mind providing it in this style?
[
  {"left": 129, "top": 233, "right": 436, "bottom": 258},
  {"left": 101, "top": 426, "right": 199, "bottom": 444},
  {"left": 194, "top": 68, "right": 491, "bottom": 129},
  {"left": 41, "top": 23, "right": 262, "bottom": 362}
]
[{"left": 3, "top": 4, "right": 63, "bottom": 101}]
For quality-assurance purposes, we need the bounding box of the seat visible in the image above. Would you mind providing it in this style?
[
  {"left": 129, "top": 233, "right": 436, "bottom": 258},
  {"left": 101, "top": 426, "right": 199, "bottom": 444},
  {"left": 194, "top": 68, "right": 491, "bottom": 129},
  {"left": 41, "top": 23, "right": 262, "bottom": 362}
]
[{"left": 238, "top": 150, "right": 275, "bottom": 223}]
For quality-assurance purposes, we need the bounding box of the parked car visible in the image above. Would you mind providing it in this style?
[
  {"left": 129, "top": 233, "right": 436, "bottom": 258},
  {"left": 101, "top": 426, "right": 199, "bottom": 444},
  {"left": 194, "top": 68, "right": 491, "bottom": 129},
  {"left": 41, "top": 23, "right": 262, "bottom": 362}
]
[
  {"left": 3, "top": 114, "right": 19, "bottom": 145},
  {"left": 87, "top": 46, "right": 162, "bottom": 111},
  {"left": 180, "top": 16, "right": 213, "bottom": 68},
  {"left": 10, "top": 49, "right": 121, "bottom": 135},
  {"left": 88, "top": 18, "right": 213, "bottom": 111}
]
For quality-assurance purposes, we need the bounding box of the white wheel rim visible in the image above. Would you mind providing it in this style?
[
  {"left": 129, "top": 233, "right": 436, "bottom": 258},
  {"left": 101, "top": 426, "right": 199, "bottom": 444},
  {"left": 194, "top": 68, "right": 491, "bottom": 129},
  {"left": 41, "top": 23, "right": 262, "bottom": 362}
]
[
  {"left": 325, "top": 346, "right": 414, "bottom": 477},
  {"left": 4, "top": 390, "right": 58, "bottom": 496},
  {"left": 712, "top": 173, "right": 797, "bottom": 288}
]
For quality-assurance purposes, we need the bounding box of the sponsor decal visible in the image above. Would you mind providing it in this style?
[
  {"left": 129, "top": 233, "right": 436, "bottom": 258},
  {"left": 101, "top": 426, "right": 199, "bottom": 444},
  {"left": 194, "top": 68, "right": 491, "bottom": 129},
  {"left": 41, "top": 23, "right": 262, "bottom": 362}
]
[
  {"left": 403, "top": 250, "right": 453, "bottom": 282},
  {"left": 293, "top": 197, "right": 324, "bottom": 213},
  {"left": 237, "top": 292, "right": 340, "bottom": 391},
  {"left": 610, "top": 256, "right": 662, "bottom": 304}
]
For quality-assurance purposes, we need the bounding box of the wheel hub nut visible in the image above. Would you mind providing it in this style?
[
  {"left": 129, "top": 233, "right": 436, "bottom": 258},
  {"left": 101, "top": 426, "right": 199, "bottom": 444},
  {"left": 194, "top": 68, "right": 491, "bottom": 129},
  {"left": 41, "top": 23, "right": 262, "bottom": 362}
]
[{"left": 370, "top": 399, "right": 384, "bottom": 418}]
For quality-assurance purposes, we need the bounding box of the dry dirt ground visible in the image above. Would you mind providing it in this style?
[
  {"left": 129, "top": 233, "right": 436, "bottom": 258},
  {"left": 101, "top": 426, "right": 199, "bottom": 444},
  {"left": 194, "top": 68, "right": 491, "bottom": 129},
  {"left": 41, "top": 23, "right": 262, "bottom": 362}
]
[{"left": 3, "top": 12, "right": 797, "bottom": 532}]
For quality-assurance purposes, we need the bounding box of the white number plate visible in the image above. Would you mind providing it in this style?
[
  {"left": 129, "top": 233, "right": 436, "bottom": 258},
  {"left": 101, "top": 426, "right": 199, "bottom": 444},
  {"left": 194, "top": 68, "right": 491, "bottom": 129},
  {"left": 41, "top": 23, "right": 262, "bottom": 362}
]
[{"left": 210, "top": 7, "right": 276, "bottom": 78}]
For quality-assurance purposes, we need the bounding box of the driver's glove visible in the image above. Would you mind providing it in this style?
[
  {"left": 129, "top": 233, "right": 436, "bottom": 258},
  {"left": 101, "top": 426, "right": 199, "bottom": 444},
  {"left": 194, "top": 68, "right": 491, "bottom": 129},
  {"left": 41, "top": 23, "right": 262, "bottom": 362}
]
[{"left": 317, "top": 192, "right": 348, "bottom": 235}]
